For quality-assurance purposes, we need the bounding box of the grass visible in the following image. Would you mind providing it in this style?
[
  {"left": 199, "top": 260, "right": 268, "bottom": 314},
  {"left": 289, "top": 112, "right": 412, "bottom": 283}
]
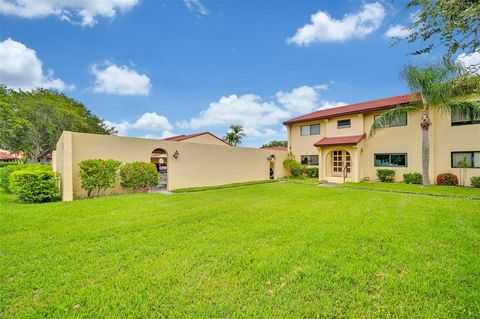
[
  {"left": 172, "top": 179, "right": 275, "bottom": 193},
  {"left": 1, "top": 182, "right": 480, "bottom": 318},
  {"left": 341, "top": 182, "right": 480, "bottom": 198}
]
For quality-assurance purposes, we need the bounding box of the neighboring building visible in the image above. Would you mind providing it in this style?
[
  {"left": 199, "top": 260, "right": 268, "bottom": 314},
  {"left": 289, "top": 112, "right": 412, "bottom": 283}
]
[
  {"left": 283, "top": 94, "right": 480, "bottom": 186},
  {"left": 163, "top": 132, "right": 231, "bottom": 146},
  {"left": 0, "top": 149, "right": 24, "bottom": 162}
]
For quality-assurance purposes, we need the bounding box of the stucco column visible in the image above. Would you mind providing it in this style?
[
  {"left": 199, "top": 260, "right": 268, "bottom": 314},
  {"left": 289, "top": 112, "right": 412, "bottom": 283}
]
[
  {"left": 351, "top": 147, "right": 360, "bottom": 183},
  {"left": 62, "top": 131, "right": 74, "bottom": 201},
  {"left": 317, "top": 147, "right": 323, "bottom": 181}
]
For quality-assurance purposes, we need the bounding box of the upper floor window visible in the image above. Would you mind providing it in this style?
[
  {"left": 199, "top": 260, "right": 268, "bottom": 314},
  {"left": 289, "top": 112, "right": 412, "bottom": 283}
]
[
  {"left": 451, "top": 110, "right": 480, "bottom": 126},
  {"left": 374, "top": 112, "right": 407, "bottom": 127},
  {"left": 301, "top": 155, "right": 319, "bottom": 166},
  {"left": 337, "top": 119, "right": 351, "bottom": 129},
  {"left": 451, "top": 151, "right": 480, "bottom": 168},
  {"left": 301, "top": 124, "right": 320, "bottom": 136},
  {"left": 374, "top": 153, "right": 407, "bottom": 167}
]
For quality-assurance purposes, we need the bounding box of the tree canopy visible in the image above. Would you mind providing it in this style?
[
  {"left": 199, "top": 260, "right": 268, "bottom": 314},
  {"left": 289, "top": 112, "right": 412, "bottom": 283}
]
[
  {"left": 261, "top": 140, "right": 287, "bottom": 149},
  {"left": 0, "top": 87, "right": 114, "bottom": 163},
  {"left": 223, "top": 125, "right": 246, "bottom": 146},
  {"left": 401, "top": 0, "right": 480, "bottom": 58}
]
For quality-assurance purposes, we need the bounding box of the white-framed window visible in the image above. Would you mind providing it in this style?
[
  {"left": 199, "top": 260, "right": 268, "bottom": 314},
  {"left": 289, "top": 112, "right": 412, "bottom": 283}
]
[
  {"left": 374, "top": 112, "right": 407, "bottom": 127},
  {"left": 451, "top": 152, "right": 480, "bottom": 168},
  {"left": 451, "top": 110, "right": 480, "bottom": 126},
  {"left": 337, "top": 119, "right": 351, "bottom": 129},
  {"left": 374, "top": 153, "right": 407, "bottom": 167},
  {"left": 301, "top": 155, "right": 319, "bottom": 166},
  {"left": 301, "top": 124, "right": 320, "bottom": 136}
]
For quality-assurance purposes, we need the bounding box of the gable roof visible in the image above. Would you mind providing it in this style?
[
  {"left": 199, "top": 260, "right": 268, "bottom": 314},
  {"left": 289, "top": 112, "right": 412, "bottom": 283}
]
[
  {"left": 163, "top": 132, "right": 231, "bottom": 146},
  {"left": 283, "top": 94, "right": 416, "bottom": 125},
  {"left": 314, "top": 134, "right": 366, "bottom": 147}
]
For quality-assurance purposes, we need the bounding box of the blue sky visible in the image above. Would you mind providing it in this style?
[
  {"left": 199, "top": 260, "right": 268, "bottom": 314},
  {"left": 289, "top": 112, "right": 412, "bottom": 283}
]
[{"left": 1, "top": 0, "right": 475, "bottom": 147}]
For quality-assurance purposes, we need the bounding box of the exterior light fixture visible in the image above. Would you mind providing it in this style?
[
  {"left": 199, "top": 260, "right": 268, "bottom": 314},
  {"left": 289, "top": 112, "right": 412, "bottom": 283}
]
[
  {"left": 173, "top": 150, "right": 179, "bottom": 159},
  {"left": 267, "top": 155, "right": 274, "bottom": 161}
]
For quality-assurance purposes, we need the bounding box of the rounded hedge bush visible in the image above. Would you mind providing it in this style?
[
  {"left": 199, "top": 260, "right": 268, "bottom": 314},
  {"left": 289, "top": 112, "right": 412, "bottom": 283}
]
[
  {"left": 0, "top": 164, "right": 51, "bottom": 193},
  {"left": 9, "top": 170, "right": 59, "bottom": 203},
  {"left": 79, "top": 159, "right": 121, "bottom": 197},
  {"left": 120, "top": 162, "right": 159, "bottom": 191},
  {"left": 376, "top": 169, "right": 395, "bottom": 182},
  {"left": 403, "top": 172, "right": 422, "bottom": 184},
  {"left": 471, "top": 176, "right": 480, "bottom": 188},
  {"left": 436, "top": 173, "right": 459, "bottom": 186}
]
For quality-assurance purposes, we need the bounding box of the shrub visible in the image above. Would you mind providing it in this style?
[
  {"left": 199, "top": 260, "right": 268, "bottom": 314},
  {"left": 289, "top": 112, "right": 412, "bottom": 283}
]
[
  {"left": 376, "top": 169, "right": 395, "bottom": 182},
  {"left": 403, "top": 172, "right": 422, "bottom": 184},
  {"left": 79, "top": 159, "right": 121, "bottom": 197},
  {"left": 290, "top": 162, "right": 307, "bottom": 178},
  {"left": 0, "top": 162, "right": 17, "bottom": 168},
  {"left": 9, "top": 170, "right": 59, "bottom": 203},
  {"left": 306, "top": 167, "right": 319, "bottom": 178},
  {"left": 436, "top": 173, "right": 459, "bottom": 186},
  {"left": 120, "top": 162, "right": 159, "bottom": 191},
  {"left": 0, "top": 164, "right": 51, "bottom": 193},
  {"left": 470, "top": 176, "right": 480, "bottom": 188}
]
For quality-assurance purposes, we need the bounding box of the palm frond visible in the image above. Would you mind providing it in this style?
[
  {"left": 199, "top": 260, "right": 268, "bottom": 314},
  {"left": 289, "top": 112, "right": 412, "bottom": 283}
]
[{"left": 370, "top": 105, "right": 420, "bottom": 137}]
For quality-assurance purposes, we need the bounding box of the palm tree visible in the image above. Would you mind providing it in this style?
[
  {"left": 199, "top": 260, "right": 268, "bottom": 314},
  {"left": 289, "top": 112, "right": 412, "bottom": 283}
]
[
  {"left": 371, "top": 60, "right": 480, "bottom": 185},
  {"left": 224, "top": 124, "right": 246, "bottom": 146}
]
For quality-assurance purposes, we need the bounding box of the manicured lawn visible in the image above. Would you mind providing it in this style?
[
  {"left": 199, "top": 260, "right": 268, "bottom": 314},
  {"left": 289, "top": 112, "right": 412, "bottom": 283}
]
[
  {"left": 341, "top": 182, "right": 480, "bottom": 198},
  {"left": 1, "top": 182, "right": 479, "bottom": 318}
]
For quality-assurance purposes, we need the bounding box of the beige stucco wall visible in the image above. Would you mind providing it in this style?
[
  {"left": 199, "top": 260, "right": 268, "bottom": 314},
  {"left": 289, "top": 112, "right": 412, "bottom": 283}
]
[
  {"left": 286, "top": 106, "right": 480, "bottom": 186},
  {"left": 182, "top": 134, "right": 230, "bottom": 146},
  {"left": 55, "top": 131, "right": 287, "bottom": 200}
]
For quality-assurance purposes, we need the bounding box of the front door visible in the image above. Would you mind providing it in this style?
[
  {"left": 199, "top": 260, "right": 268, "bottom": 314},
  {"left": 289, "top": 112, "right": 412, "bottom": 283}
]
[{"left": 332, "top": 150, "right": 351, "bottom": 177}]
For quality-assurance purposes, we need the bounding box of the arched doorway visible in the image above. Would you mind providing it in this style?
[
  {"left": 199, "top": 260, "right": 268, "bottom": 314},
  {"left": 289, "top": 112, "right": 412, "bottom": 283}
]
[
  {"left": 268, "top": 155, "right": 275, "bottom": 179},
  {"left": 331, "top": 150, "right": 351, "bottom": 178},
  {"left": 151, "top": 148, "right": 168, "bottom": 188}
]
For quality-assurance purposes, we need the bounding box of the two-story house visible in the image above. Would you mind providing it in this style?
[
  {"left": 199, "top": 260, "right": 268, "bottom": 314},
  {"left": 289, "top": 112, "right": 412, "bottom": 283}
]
[{"left": 283, "top": 94, "right": 480, "bottom": 186}]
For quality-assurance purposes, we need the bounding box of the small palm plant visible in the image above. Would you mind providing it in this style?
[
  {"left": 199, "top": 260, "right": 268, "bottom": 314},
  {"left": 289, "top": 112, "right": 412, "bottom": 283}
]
[
  {"left": 224, "top": 124, "right": 246, "bottom": 146},
  {"left": 371, "top": 60, "right": 480, "bottom": 185}
]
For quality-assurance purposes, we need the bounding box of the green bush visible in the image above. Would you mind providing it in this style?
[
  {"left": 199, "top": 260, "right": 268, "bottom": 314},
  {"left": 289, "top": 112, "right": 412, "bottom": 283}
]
[
  {"left": 120, "top": 162, "right": 159, "bottom": 191},
  {"left": 0, "top": 164, "right": 51, "bottom": 193},
  {"left": 436, "top": 173, "right": 459, "bottom": 186},
  {"left": 9, "top": 170, "right": 59, "bottom": 203},
  {"left": 290, "top": 162, "right": 307, "bottom": 178},
  {"left": 376, "top": 169, "right": 395, "bottom": 182},
  {"left": 470, "top": 176, "right": 480, "bottom": 188},
  {"left": 403, "top": 172, "right": 422, "bottom": 184},
  {"left": 79, "top": 159, "right": 121, "bottom": 197},
  {"left": 306, "top": 167, "right": 319, "bottom": 178},
  {"left": 0, "top": 162, "right": 18, "bottom": 168}
]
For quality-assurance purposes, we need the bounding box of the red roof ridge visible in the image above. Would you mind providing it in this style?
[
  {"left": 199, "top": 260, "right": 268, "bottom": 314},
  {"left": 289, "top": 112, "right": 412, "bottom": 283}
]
[
  {"left": 284, "top": 94, "right": 416, "bottom": 125},
  {"left": 163, "top": 132, "right": 231, "bottom": 146}
]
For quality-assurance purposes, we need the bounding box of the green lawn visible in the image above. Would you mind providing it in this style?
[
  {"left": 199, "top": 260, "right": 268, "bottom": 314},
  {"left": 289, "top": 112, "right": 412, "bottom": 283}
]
[
  {"left": 341, "top": 181, "right": 480, "bottom": 198},
  {"left": 1, "top": 182, "right": 480, "bottom": 318}
]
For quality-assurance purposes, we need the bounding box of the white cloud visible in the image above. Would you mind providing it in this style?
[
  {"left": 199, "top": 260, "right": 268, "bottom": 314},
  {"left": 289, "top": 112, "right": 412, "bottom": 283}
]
[
  {"left": 184, "top": 0, "right": 209, "bottom": 16},
  {"left": 0, "top": 0, "right": 139, "bottom": 26},
  {"left": 287, "top": 2, "right": 385, "bottom": 45},
  {"left": 317, "top": 100, "right": 348, "bottom": 109},
  {"left": 91, "top": 62, "right": 151, "bottom": 96},
  {"left": 384, "top": 24, "right": 412, "bottom": 38},
  {"left": 142, "top": 131, "right": 175, "bottom": 140},
  {"left": 457, "top": 51, "right": 480, "bottom": 75},
  {"left": 276, "top": 85, "right": 321, "bottom": 114},
  {"left": 0, "top": 38, "right": 72, "bottom": 91},
  {"left": 177, "top": 94, "right": 290, "bottom": 129},
  {"left": 106, "top": 112, "right": 173, "bottom": 137}
]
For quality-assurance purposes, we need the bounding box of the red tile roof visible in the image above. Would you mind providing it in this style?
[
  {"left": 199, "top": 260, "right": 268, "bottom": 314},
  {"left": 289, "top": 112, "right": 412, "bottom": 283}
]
[
  {"left": 262, "top": 146, "right": 288, "bottom": 151},
  {"left": 314, "top": 133, "right": 366, "bottom": 147},
  {"left": 163, "top": 132, "right": 231, "bottom": 146},
  {"left": 284, "top": 94, "right": 416, "bottom": 125},
  {"left": 0, "top": 152, "right": 16, "bottom": 160}
]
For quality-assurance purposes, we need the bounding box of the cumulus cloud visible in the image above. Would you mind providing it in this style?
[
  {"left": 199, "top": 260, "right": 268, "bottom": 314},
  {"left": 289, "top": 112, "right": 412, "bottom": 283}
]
[
  {"left": 276, "top": 85, "right": 321, "bottom": 114},
  {"left": 317, "top": 100, "right": 348, "bottom": 109},
  {"left": 91, "top": 62, "right": 151, "bottom": 96},
  {"left": 184, "top": 0, "right": 209, "bottom": 16},
  {"left": 0, "top": 0, "right": 139, "bottom": 26},
  {"left": 384, "top": 24, "right": 412, "bottom": 38},
  {"left": 287, "top": 2, "right": 385, "bottom": 45},
  {"left": 106, "top": 112, "right": 173, "bottom": 137},
  {"left": 457, "top": 51, "right": 480, "bottom": 75},
  {"left": 177, "top": 94, "right": 290, "bottom": 129},
  {"left": 0, "top": 38, "right": 72, "bottom": 91}
]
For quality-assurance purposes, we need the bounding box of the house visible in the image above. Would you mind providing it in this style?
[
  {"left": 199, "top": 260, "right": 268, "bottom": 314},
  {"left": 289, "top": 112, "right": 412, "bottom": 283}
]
[
  {"left": 283, "top": 94, "right": 480, "bottom": 186},
  {"left": 0, "top": 149, "right": 24, "bottom": 162},
  {"left": 163, "top": 132, "right": 231, "bottom": 146}
]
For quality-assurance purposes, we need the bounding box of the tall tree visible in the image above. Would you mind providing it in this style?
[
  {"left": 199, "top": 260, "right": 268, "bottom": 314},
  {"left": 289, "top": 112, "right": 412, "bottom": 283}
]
[
  {"left": 224, "top": 125, "right": 246, "bottom": 146},
  {"left": 371, "top": 61, "right": 480, "bottom": 185},
  {"left": 0, "top": 87, "right": 114, "bottom": 163},
  {"left": 261, "top": 140, "right": 287, "bottom": 148},
  {"left": 400, "top": 0, "right": 479, "bottom": 59}
]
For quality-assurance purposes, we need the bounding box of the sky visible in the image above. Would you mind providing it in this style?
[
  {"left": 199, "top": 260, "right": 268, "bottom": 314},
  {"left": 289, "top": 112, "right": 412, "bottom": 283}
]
[{"left": 1, "top": 0, "right": 479, "bottom": 147}]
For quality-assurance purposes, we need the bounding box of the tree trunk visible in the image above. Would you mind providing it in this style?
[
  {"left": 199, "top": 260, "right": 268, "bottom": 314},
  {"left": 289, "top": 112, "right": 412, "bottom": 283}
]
[{"left": 420, "top": 105, "right": 431, "bottom": 186}]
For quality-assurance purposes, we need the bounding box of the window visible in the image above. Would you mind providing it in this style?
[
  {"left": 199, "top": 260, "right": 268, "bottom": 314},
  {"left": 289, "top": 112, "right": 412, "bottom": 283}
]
[
  {"left": 451, "top": 152, "right": 480, "bottom": 168},
  {"left": 374, "top": 153, "right": 407, "bottom": 167},
  {"left": 374, "top": 112, "right": 407, "bottom": 127},
  {"left": 301, "top": 155, "right": 319, "bottom": 166},
  {"left": 301, "top": 124, "right": 320, "bottom": 136},
  {"left": 451, "top": 110, "right": 480, "bottom": 126},
  {"left": 337, "top": 119, "right": 351, "bottom": 129}
]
